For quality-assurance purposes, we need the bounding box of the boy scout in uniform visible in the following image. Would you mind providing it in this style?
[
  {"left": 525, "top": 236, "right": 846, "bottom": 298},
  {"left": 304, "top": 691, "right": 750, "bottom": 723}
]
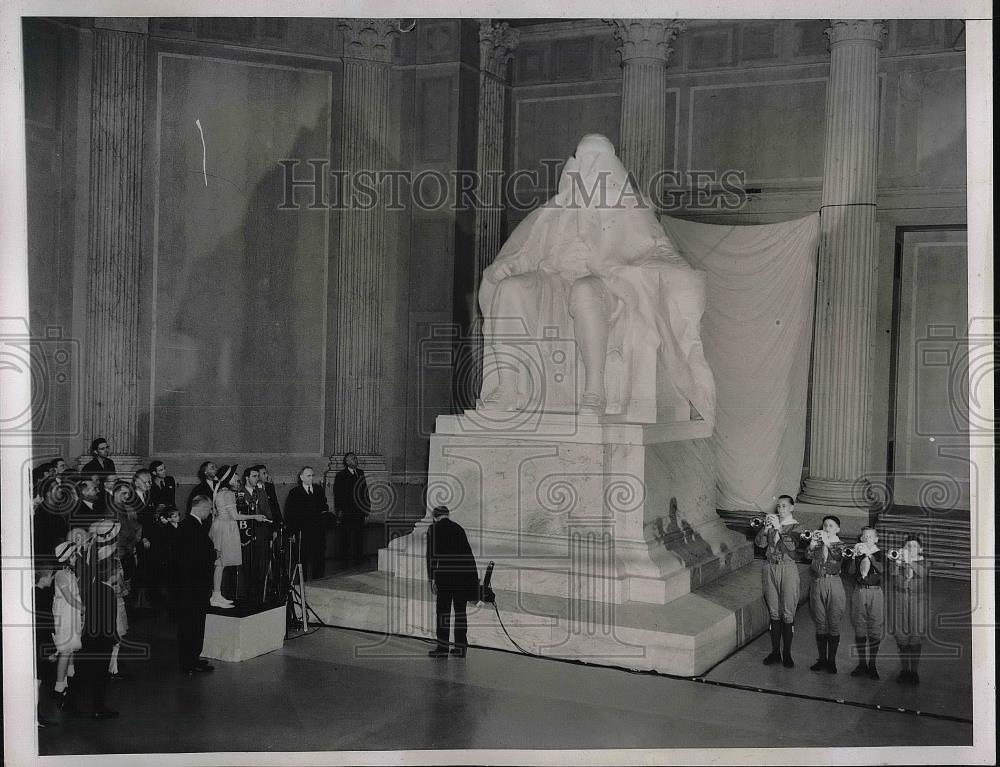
[
  {"left": 847, "top": 525, "right": 885, "bottom": 679},
  {"left": 754, "top": 494, "right": 801, "bottom": 668},
  {"left": 805, "top": 515, "right": 847, "bottom": 673}
]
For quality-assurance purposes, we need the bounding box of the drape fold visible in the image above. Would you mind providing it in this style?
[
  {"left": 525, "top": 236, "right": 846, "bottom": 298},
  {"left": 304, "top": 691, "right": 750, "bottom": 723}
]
[{"left": 661, "top": 214, "right": 819, "bottom": 512}]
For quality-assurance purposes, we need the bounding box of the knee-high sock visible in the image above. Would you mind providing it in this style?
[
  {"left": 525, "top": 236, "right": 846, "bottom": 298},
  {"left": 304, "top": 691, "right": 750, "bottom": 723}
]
[
  {"left": 769, "top": 620, "right": 781, "bottom": 654},
  {"left": 855, "top": 636, "right": 868, "bottom": 666},
  {"left": 910, "top": 643, "right": 921, "bottom": 673},
  {"left": 827, "top": 635, "right": 840, "bottom": 664},
  {"left": 814, "top": 633, "right": 828, "bottom": 661},
  {"left": 867, "top": 638, "right": 880, "bottom": 668},
  {"left": 781, "top": 621, "right": 794, "bottom": 654}
]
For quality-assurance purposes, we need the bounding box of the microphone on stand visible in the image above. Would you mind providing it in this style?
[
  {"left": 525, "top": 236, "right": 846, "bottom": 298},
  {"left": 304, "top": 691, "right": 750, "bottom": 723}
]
[{"left": 479, "top": 561, "right": 496, "bottom": 605}]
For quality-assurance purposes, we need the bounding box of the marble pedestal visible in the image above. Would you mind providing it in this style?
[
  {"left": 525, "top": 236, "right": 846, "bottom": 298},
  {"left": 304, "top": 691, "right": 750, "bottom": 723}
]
[
  {"left": 306, "top": 411, "right": 770, "bottom": 675},
  {"left": 383, "top": 411, "right": 752, "bottom": 606}
]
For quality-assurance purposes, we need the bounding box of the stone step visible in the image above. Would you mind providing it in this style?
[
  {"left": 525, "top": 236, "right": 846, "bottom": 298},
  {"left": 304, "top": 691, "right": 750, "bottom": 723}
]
[
  {"left": 303, "top": 561, "right": 775, "bottom": 677},
  {"left": 379, "top": 538, "right": 754, "bottom": 606}
]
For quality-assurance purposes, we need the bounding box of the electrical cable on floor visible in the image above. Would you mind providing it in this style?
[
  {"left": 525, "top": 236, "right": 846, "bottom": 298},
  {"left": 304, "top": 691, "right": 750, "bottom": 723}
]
[
  {"left": 289, "top": 563, "right": 970, "bottom": 725},
  {"left": 297, "top": 618, "right": 972, "bottom": 726}
]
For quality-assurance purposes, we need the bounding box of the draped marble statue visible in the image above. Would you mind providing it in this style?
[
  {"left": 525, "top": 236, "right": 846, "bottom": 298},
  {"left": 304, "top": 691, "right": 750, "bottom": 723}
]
[{"left": 478, "top": 134, "right": 715, "bottom": 423}]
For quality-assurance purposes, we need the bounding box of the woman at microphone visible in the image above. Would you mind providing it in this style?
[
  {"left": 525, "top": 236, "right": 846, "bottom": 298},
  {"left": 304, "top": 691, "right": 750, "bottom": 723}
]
[{"left": 209, "top": 465, "right": 268, "bottom": 608}]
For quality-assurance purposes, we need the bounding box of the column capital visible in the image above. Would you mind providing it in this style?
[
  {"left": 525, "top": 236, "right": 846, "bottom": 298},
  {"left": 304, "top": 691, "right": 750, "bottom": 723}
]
[
  {"left": 825, "top": 19, "right": 889, "bottom": 48},
  {"left": 339, "top": 18, "right": 399, "bottom": 64},
  {"left": 606, "top": 18, "right": 685, "bottom": 64},
  {"left": 479, "top": 19, "right": 520, "bottom": 79}
]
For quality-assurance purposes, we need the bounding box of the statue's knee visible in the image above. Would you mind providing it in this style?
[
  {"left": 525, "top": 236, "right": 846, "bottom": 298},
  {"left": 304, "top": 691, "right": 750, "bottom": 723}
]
[{"left": 496, "top": 273, "right": 533, "bottom": 298}]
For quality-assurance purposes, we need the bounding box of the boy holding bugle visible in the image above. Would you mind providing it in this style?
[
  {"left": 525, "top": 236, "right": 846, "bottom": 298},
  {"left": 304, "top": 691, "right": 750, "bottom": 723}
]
[
  {"left": 846, "top": 525, "right": 885, "bottom": 679},
  {"left": 754, "top": 495, "right": 801, "bottom": 668},
  {"left": 805, "top": 515, "right": 847, "bottom": 673},
  {"left": 889, "top": 533, "right": 929, "bottom": 685}
]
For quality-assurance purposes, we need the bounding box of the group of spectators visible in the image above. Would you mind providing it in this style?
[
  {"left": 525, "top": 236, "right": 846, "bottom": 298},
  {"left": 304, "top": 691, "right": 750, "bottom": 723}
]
[{"left": 31, "top": 436, "right": 374, "bottom": 725}]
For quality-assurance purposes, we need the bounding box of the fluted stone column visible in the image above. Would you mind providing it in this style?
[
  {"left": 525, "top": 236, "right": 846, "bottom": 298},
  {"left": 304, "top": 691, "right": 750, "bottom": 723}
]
[
  {"left": 798, "top": 21, "right": 888, "bottom": 528},
  {"left": 331, "top": 19, "right": 398, "bottom": 476},
  {"left": 608, "top": 19, "right": 684, "bottom": 196},
  {"left": 474, "top": 21, "right": 518, "bottom": 282},
  {"left": 469, "top": 20, "right": 519, "bottom": 400},
  {"left": 80, "top": 27, "right": 147, "bottom": 475}
]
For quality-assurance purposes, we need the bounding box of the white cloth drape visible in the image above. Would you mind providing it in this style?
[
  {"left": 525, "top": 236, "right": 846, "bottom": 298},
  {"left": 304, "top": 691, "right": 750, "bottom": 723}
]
[{"left": 660, "top": 215, "right": 819, "bottom": 512}]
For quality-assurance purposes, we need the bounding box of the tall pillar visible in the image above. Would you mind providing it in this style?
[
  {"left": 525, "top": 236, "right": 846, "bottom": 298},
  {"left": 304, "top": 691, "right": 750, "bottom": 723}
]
[
  {"left": 467, "top": 20, "right": 519, "bottom": 403},
  {"left": 330, "top": 19, "right": 398, "bottom": 477},
  {"left": 797, "top": 20, "right": 888, "bottom": 535},
  {"left": 80, "top": 26, "right": 147, "bottom": 475},
  {"left": 608, "top": 19, "right": 684, "bottom": 196}
]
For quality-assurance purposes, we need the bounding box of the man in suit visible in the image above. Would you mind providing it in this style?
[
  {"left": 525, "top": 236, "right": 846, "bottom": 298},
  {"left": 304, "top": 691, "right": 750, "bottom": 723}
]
[
  {"left": 426, "top": 505, "right": 480, "bottom": 658},
  {"left": 149, "top": 460, "right": 177, "bottom": 512},
  {"left": 236, "top": 467, "right": 269, "bottom": 607},
  {"left": 256, "top": 465, "right": 283, "bottom": 525},
  {"left": 186, "top": 461, "right": 219, "bottom": 515},
  {"left": 69, "top": 478, "right": 105, "bottom": 529},
  {"left": 130, "top": 470, "right": 156, "bottom": 608},
  {"left": 73, "top": 519, "right": 121, "bottom": 718},
  {"left": 81, "top": 437, "right": 116, "bottom": 478},
  {"left": 255, "top": 465, "right": 286, "bottom": 604},
  {"left": 333, "top": 452, "right": 370, "bottom": 565},
  {"left": 172, "top": 495, "right": 216, "bottom": 675},
  {"left": 32, "top": 477, "right": 70, "bottom": 565},
  {"left": 284, "top": 467, "right": 333, "bottom": 580}
]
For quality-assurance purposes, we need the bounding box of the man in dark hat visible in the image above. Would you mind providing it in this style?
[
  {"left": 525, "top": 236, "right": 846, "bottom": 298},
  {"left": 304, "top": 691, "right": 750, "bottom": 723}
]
[{"left": 426, "top": 506, "right": 480, "bottom": 658}]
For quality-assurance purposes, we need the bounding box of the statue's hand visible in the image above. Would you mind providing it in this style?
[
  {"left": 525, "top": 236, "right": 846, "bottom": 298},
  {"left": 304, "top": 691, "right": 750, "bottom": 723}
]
[{"left": 485, "top": 261, "right": 516, "bottom": 284}]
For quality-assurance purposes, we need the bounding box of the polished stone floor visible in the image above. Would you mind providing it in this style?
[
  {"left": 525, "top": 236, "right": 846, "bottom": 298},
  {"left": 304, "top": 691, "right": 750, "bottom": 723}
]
[{"left": 37, "top": 573, "right": 974, "bottom": 756}]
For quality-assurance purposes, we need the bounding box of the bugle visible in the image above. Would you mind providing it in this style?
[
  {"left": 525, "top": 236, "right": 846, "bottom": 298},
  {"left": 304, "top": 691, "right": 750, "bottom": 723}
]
[
  {"left": 749, "top": 517, "right": 766, "bottom": 529},
  {"left": 800, "top": 529, "right": 824, "bottom": 541},
  {"left": 886, "top": 549, "right": 902, "bottom": 561}
]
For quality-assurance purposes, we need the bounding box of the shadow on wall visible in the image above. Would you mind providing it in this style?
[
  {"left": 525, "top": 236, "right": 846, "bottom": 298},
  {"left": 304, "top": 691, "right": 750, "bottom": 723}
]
[
  {"left": 153, "top": 110, "right": 329, "bottom": 456},
  {"left": 645, "top": 496, "right": 735, "bottom": 569}
]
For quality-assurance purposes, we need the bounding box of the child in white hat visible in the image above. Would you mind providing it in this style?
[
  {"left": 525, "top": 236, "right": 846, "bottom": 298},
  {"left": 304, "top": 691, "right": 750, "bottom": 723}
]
[{"left": 51, "top": 539, "right": 83, "bottom": 702}]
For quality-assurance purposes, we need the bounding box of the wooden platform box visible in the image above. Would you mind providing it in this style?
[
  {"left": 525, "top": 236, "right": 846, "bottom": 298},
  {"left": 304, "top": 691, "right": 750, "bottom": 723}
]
[{"left": 201, "top": 604, "right": 286, "bottom": 662}]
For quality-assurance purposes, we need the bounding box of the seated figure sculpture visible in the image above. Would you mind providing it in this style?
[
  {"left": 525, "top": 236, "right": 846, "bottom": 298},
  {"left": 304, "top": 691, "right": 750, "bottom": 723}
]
[{"left": 479, "top": 134, "right": 715, "bottom": 423}]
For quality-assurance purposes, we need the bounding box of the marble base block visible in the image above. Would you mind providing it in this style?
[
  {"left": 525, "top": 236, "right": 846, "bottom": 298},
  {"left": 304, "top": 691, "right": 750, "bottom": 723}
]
[{"left": 381, "top": 412, "right": 751, "bottom": 607}]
